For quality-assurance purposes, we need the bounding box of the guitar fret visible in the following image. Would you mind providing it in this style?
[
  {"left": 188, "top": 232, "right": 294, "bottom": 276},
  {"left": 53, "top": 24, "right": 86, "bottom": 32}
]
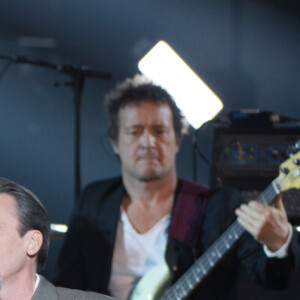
[
  {"left": 213, "top": 243, "right": 224, "bottom": 255},
  {"left": 196, "top": 264, "right": 207, "bottom": 275},
  {"left": 211, "top": 249, "right": 221, "bottom": 259},
  {"left": 181, "top": 280, "right": 193, "bottom": 298},
  {"left": 257, "top": 183, "right": 278, "bottom": 206},
  {"left": 210, "top": 251, "right": 219, "bottom": 263},
  {"left": 272, "top": 180, "right": 280, "bottom": 195},
  {"left": 232, "top": 227, "right": 238, "bottom": 239},
  {"left": 185, "top": 272, "right": 197, "bottom": 288},
  {"left": 187, "top": 278, "right": 193, "bottom": 289},
  {"left": 164, "top": 288, "right": 176, "bottom": 300},
  {"left": 259, "top": 193, "right": 267, "bottom": 205},
  {"left": 174, "top": 284, "right": 187, "bottom": 299},
  {"left": 208, "top": 257, "right": 214, "bottom": 267},
  {"left": 192, "top": 269, "right": 200, "bottom": 281},
  {"left": 181, "top": 287, "right": 188, "bottom": 298}
]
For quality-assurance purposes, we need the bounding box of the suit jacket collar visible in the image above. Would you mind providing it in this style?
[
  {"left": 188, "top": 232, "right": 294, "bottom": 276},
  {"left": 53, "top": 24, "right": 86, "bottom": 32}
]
[{"left": 32, "top": 275, "right": 58, "bottom": 300}]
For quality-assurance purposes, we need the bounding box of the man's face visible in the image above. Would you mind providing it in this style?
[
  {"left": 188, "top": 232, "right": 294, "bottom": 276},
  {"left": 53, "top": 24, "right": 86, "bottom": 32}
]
[
  {"left": 0, "top": 193, "right": 28, "bottom": 284},
  {"left": 114, "top": 101, "right": 180, "bottom": 182}
]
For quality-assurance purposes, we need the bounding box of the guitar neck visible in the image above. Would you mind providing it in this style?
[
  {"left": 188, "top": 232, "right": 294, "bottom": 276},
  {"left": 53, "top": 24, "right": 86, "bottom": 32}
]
[{"left": 161, "top": 179, "right": 280, "bottom": 300}]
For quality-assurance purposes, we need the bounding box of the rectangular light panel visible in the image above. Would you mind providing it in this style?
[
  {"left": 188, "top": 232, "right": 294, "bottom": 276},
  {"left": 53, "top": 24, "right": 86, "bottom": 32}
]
[{"left": 138, "top": 41, "right": 223, "bottom": 129}]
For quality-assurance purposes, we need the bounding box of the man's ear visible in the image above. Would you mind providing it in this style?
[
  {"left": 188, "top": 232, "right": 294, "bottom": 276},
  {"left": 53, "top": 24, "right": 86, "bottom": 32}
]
[{"left": 26, "top": 230, "right": 43, "bottom": 257}]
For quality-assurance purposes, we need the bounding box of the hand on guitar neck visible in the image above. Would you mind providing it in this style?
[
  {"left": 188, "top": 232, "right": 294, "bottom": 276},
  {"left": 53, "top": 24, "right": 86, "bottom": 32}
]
[{"left": 235, "top": 194, "right": 290, "bottom": 252}]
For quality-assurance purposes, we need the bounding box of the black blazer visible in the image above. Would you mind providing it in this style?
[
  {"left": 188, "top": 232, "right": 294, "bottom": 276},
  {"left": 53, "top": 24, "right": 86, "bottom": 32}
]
[{"left": 54, "top": 177, "right": 300, "bottom": 300}]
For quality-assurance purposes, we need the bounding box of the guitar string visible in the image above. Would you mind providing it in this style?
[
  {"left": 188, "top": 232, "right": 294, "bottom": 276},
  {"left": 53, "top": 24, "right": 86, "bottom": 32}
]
[{"left": 161, "top": 172, "right": 297, "bottom": 299}]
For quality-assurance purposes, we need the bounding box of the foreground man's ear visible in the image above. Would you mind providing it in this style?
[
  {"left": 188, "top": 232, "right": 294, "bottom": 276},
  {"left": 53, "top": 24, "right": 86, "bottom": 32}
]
[{"left": 26, "top": 230, "right": 43, "bottom": 257}]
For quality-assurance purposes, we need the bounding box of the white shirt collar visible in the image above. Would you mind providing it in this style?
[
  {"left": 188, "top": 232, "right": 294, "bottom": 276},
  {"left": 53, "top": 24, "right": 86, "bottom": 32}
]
[{"left": 34, "top": 274, "right": 40, "bottom": 293}]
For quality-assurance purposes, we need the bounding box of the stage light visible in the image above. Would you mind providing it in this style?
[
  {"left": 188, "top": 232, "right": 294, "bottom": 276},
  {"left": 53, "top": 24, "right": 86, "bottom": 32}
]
[
  {"left": 50, "top": 223, "right": 68, "bottom": 239},
  {"left": 50, "top": 223, "right": 68, "bottom": 233},
  {"left": 138, "top": 41, "right": 223, "bottom": 129}
]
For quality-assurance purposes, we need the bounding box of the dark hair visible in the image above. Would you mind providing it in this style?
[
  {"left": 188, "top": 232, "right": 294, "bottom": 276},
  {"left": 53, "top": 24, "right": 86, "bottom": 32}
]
[
  {"left": 0, "top": 178, "right": 50, "bottom": 272},
  {"left": 104, "top": 74, "right": 188, "bottom": 143}
]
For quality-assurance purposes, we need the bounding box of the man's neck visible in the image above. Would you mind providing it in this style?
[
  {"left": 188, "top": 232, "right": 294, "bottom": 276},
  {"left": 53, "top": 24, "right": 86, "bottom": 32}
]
[
  {"left": 123, "top": 171, "right": 177, "bottom": 205},
  {"left": 122, "top": 172, "right": 177, "bottom": 233},
  {"left": 0, "top": 271, "right": 36, "bottom": 300}
]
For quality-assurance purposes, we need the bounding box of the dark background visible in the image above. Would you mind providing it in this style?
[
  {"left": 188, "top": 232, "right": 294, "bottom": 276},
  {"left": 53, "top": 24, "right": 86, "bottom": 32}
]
[{"left": 0, "top": 0, "right": 299, "bottom": 298}]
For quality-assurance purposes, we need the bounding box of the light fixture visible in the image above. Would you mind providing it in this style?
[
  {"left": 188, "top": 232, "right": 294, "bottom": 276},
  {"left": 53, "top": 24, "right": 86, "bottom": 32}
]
[
  {"left": 50, "top": 223, "right": 68, "bottom": 239},
  {"left": 138, "top": 40, "right": 223, "bottom": 129}
]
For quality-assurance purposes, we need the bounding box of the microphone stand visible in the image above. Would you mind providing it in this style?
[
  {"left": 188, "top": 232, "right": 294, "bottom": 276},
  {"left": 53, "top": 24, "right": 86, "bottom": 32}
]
[
  {"left": 0, "top": 54, "right": 112, "bottom": 203},
  {"left": 192, "top": 128, "right": 210, "bottom": 182}
]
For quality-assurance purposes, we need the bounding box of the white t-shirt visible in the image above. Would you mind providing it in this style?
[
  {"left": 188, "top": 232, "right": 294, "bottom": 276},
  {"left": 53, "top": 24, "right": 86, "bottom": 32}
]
[{"left": 108, "top": 211, "right": 170, "bottom": 300}]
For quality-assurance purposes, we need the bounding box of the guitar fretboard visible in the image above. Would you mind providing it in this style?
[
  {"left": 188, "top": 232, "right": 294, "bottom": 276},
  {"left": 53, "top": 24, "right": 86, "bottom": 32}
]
[{"left": 160, "top": 179, "right": 280, "bottom": 300}]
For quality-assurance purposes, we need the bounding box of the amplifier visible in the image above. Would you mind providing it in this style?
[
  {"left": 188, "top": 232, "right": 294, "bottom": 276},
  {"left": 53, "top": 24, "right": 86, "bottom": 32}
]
[{"left": 210, "top": 127, "right": 300, "bottom": 224}]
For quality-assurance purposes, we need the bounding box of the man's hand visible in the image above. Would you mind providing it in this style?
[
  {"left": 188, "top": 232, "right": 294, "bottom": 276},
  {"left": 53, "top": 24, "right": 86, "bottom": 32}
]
[{"left": 235, "top": 195, "right": 290, "bottom": 252}]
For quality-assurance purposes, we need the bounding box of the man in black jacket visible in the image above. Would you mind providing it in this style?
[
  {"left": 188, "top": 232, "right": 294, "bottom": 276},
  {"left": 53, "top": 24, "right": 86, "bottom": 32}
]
[{"left": 55, "top": 74, "right": 299, "bottom": 300}]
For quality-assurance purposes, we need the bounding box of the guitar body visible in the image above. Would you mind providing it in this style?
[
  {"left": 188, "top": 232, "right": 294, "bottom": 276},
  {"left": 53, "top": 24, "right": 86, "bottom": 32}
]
[{"left": 130, "top": 263, "right": 172, "bottom": 300}]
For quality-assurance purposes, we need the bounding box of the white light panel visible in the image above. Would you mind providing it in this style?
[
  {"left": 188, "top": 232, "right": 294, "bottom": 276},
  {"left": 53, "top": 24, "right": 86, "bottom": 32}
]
[{"left": 138, "top": 41, "right": 223, "bottom": 129}]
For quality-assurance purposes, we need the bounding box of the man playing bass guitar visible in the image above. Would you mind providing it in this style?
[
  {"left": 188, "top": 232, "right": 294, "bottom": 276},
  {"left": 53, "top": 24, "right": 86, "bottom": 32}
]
[{"left": 55, "top": 74, "right": 300, "bottom": 300}]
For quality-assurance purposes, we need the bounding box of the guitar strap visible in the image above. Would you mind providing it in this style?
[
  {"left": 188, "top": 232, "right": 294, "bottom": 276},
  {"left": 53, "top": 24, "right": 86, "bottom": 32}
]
[{"left": 168, "top": 179, "right": 210, "bottom": 248}]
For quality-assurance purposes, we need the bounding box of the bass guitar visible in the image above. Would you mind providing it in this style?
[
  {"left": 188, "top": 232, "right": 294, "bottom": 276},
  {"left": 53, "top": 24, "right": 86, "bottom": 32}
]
[{"left": 130, "top": 147, "right": 300, "bottom": 300}]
